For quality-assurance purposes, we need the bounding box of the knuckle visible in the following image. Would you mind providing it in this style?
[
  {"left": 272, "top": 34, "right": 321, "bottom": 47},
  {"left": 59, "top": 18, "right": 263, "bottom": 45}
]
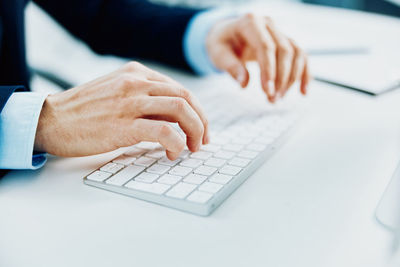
[
  {"left": 244, "top": 13, "right": 256, "bottom": 21},
  {"left": 265, "top": 16, "right": 273, "bottom": 24},
  {"left": 178, "top": 88, "right": 192, "bottom": 101},
  {"left": 118, "top": 73, "right": 136, "bottom": 89},
  {"left": 123, "top": 61, "right": 142, "bottom": 72},
  {"left": 123, "top": 133, "right": 139, "bottom": 147},
  {"left": 129, "top": 96, "right": 146, "bottom": 116},
  {"left": 192, "top": 118, "right": 204, "bottom": 133},
  {"left": 158, "top": 124, "right": 172, "bottom": 138},
  {"left": 292, "top": 43, "right": 302, "bottom": 56},
  {"left": 173, "top": 98, "right": 187, "bottom": 112},
  {"left": 259, "top": 41, "right": 269, "bottom": 50},
  {"left": 261, "top": 40, "right": 276, "bottom": 52},
  {"left": 278, "top": 45, "right": 293, "bottom": 57}
]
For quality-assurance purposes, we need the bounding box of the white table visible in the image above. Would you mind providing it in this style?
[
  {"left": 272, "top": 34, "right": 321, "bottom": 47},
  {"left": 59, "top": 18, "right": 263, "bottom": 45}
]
[{"left": 1, "top": 2, "right": 400, "bottom": 267}]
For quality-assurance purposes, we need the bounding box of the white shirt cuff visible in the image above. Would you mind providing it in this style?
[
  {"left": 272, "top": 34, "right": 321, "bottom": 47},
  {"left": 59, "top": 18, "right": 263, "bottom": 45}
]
[
  {"left": 183, "top": 8, "right": 239, "bottom": 76},
  {"left": 0, "top": 92, "right": 48, "bottom": 169}
]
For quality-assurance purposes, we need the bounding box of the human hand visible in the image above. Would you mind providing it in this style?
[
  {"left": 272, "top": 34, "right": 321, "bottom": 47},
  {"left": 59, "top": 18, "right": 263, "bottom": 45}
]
[
  {"left": 206, "top": 13, "right": 311, "bottom": 103},
  {"left": 34, "top": 62, "right": 209, "bottom": 160}
]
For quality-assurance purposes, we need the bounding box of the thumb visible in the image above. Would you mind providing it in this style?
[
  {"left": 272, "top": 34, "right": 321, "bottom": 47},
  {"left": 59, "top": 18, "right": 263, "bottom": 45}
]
[{"left": 213, "top": 45, "right": 250, "bottom": 88}]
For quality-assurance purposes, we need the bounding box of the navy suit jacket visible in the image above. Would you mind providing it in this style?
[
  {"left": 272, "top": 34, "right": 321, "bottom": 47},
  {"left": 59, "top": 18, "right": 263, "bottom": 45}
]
[{"left": 0, "top": 0, "right": 200, "bottom": 112}]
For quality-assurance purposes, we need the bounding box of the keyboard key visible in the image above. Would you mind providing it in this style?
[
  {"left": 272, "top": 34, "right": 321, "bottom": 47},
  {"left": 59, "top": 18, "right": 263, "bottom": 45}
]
[
  {"left": 219, "top": 165, "right": 242, "bottom": 176},
  {"left": 247, "top": 143, "right": 267, "bottom": 152},
  {"left": 106, "top": 165, "right": 145, "bottom": 186},
  {"left": 229, "top": 157, "right": 250, "bottom": 167},
  {"left": 184, "top": 173, "right": 208, "bottom": 185},
  {"left": 201, "top": 144, "right": 221, "bottom": 153},
  {"left": 169, "top": 166, "right": 192, "bottom": 176},
  {"left": 211, "top": 137, "right": 229, "bottom": 145},
  {"left": 178, "top": 150, "right": 190, "bottom": 159},
  {"left": 135, "top": 172, "right": 159, "bottom": 183},
  {"left": 194, "top": 166, "right": 217, "bottom": 176},
  {"left": 190, "top": 151, "right": 212, "bottom": 160},
  {"left": 146, "top": 164, "right": 170, "bottom": 175},
  {"left": 124, "top": 147, "right": 147, "bottom": 157},
  {"left": 231, "top": 137, "right": 253, "bottom": 145},
  {"left": 100, "top": 162, "right": 124, "bottom": 174},
  {"left": 187, "top": 191, "right": 213, "bottom": 204},
  {"left": 214, "top": 150, "right": 235, "bottom": 159},
  {"left": 239, "top": 131, "right": 259, "bottom": 138},
  {"left": 134, "top": 156, "right": 157, "bottom": 167},
  {"left": 180, "top": 158, "right": 203, "bottom": 168},
  {"left": 204, "top": 157, "right": 226, "bottom": 168},
  {"left": 158, "top": 174, "right": 182, "bottom": 185},
  {"left": 254, "top": 137, "right": 274, "bottom": 145},
  {"left": 166, "top": 182, "right": 197, "bottom": 199},
  {"left": 86, "top": 170, "right": 112, "bottom": 182},
  {"left": 198, "top": 182, "right": 223, "bottom": 194},
  {"left": 112, "top": 155, "right": 136, "bottom": 166},
  {"left": 223, "top": 144, "right": 243, "bottom": 152},
  {"left": 158, "top": 157, "right": 181, "bottom": 167},
  {"left": 219, "top": 130, "right": 237, "bottom": 139},
  {"left": 237, "top": 150, "right": 259, "bottom": 159},
  {"left": 125, "top": 181, "right": 170, "bottom": 195},
  {"left": 209, "top": 173, "right": 233, "bottom": 185},
  {"left": 262, "top": 130, "right": 281, "bottom": 139},
  {"left": 145, "top": 149, "right": 166, "bottom": 159}
]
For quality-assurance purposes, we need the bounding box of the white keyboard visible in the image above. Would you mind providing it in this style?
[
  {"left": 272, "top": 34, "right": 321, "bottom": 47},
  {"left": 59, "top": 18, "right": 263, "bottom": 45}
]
[{"left": 83, "top": 88, "right": 300, "bottom": 216}]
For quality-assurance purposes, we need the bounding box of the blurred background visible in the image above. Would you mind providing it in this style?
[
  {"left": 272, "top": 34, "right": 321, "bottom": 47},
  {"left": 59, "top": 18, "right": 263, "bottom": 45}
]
[
  {"left": 151, "top": 0, "right": 400, "bottom": 17},
  {"left": 26, "top": 0, "right": 400, "bottom": 96}
]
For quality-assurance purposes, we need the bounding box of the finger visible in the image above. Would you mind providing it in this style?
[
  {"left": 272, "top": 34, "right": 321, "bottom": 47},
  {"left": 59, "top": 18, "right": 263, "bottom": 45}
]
[
  {"left": 147, "top": 83, "right": 209, "bottom": 145},
  {"left": 121, "top": 61, "right": 182, "bottom": 88},
  {"left": 135, "top": 96, "right": 204, "bottom": 152},
  {"left": 146, "top": 69, "right": 183, "bottom": 87},
  {"left": 301, "top": 59, "right": 311, "bottom": 95},
  {"left": 210, "top": 43, "right": 250, "bottom": 88},
  {"left": 239, "top": 14, "right": 276, "bottom": 102},
  {"left": 282, "top": 41, "right": 306, "bottom": 97},
  {"left": 266, "top": 24, "right": 294, "bottom": 98},
  {"left": 130, "top": 118, "right": 185, "bottom": 160}
]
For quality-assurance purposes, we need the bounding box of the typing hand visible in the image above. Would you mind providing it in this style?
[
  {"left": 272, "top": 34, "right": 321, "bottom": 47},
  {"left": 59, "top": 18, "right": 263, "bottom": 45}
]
[
  {"left": 206, "top": 13, "right": 311, "bottom": 103},
  {"left": 34, "top": 62, "right": 209, "bottom": 160}
]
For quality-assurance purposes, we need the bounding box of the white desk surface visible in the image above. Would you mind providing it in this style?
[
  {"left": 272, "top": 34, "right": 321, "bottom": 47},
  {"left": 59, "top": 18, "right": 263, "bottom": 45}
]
[{"left": 1, "top": 2, "right": 400, "bottom": 267}]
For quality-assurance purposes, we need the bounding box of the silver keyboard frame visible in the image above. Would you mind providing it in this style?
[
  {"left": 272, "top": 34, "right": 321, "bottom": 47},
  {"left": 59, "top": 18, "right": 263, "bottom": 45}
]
[{"left": 83, "top": 124, "right": 294, "bottom": 216}]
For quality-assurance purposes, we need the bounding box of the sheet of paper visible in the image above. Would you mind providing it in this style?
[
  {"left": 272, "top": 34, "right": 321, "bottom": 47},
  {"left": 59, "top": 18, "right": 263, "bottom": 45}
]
[{"left": 310, "top": 53, "right": 400, "bottom": 95}]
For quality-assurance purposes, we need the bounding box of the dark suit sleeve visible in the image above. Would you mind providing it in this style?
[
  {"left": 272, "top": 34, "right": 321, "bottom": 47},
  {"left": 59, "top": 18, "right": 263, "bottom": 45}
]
[
  {"left": 33, "top": 0, "right": 203, "bottom": 71},
  {"left": 0, "top": 86, "right": 25, "bottom": 113}
]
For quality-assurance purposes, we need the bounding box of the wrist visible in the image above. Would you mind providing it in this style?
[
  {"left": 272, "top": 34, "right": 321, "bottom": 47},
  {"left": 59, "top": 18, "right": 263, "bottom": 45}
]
[
  {"left": 206, "top": 18, "right": 237, "bottom": 70},
  {"left": 34, "top": 94, "right": 58, "bottom": 153}
]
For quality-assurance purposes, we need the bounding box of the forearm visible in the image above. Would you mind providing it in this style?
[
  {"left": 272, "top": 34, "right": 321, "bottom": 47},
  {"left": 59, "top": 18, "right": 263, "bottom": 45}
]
[
  {"left": 90, "top": 0, "right": 202, "bottom": 70},
  {"left": 34, "top": 0, "right": 203, "bottom": 70}
]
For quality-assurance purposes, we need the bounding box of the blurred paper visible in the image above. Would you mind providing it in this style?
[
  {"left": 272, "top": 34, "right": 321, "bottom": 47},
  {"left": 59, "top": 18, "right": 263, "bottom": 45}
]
[{"left": 310, "top": 53, "right": 400, "bottom": 95}]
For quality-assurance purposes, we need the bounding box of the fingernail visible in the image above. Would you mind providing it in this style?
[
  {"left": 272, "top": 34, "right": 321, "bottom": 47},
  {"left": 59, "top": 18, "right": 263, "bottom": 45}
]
[
  {"left": 268, "top": 95, "right": 276, "bottom": 103},
  {"left": 267, "top": 80, "right": 275, "bottom": 101}
]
